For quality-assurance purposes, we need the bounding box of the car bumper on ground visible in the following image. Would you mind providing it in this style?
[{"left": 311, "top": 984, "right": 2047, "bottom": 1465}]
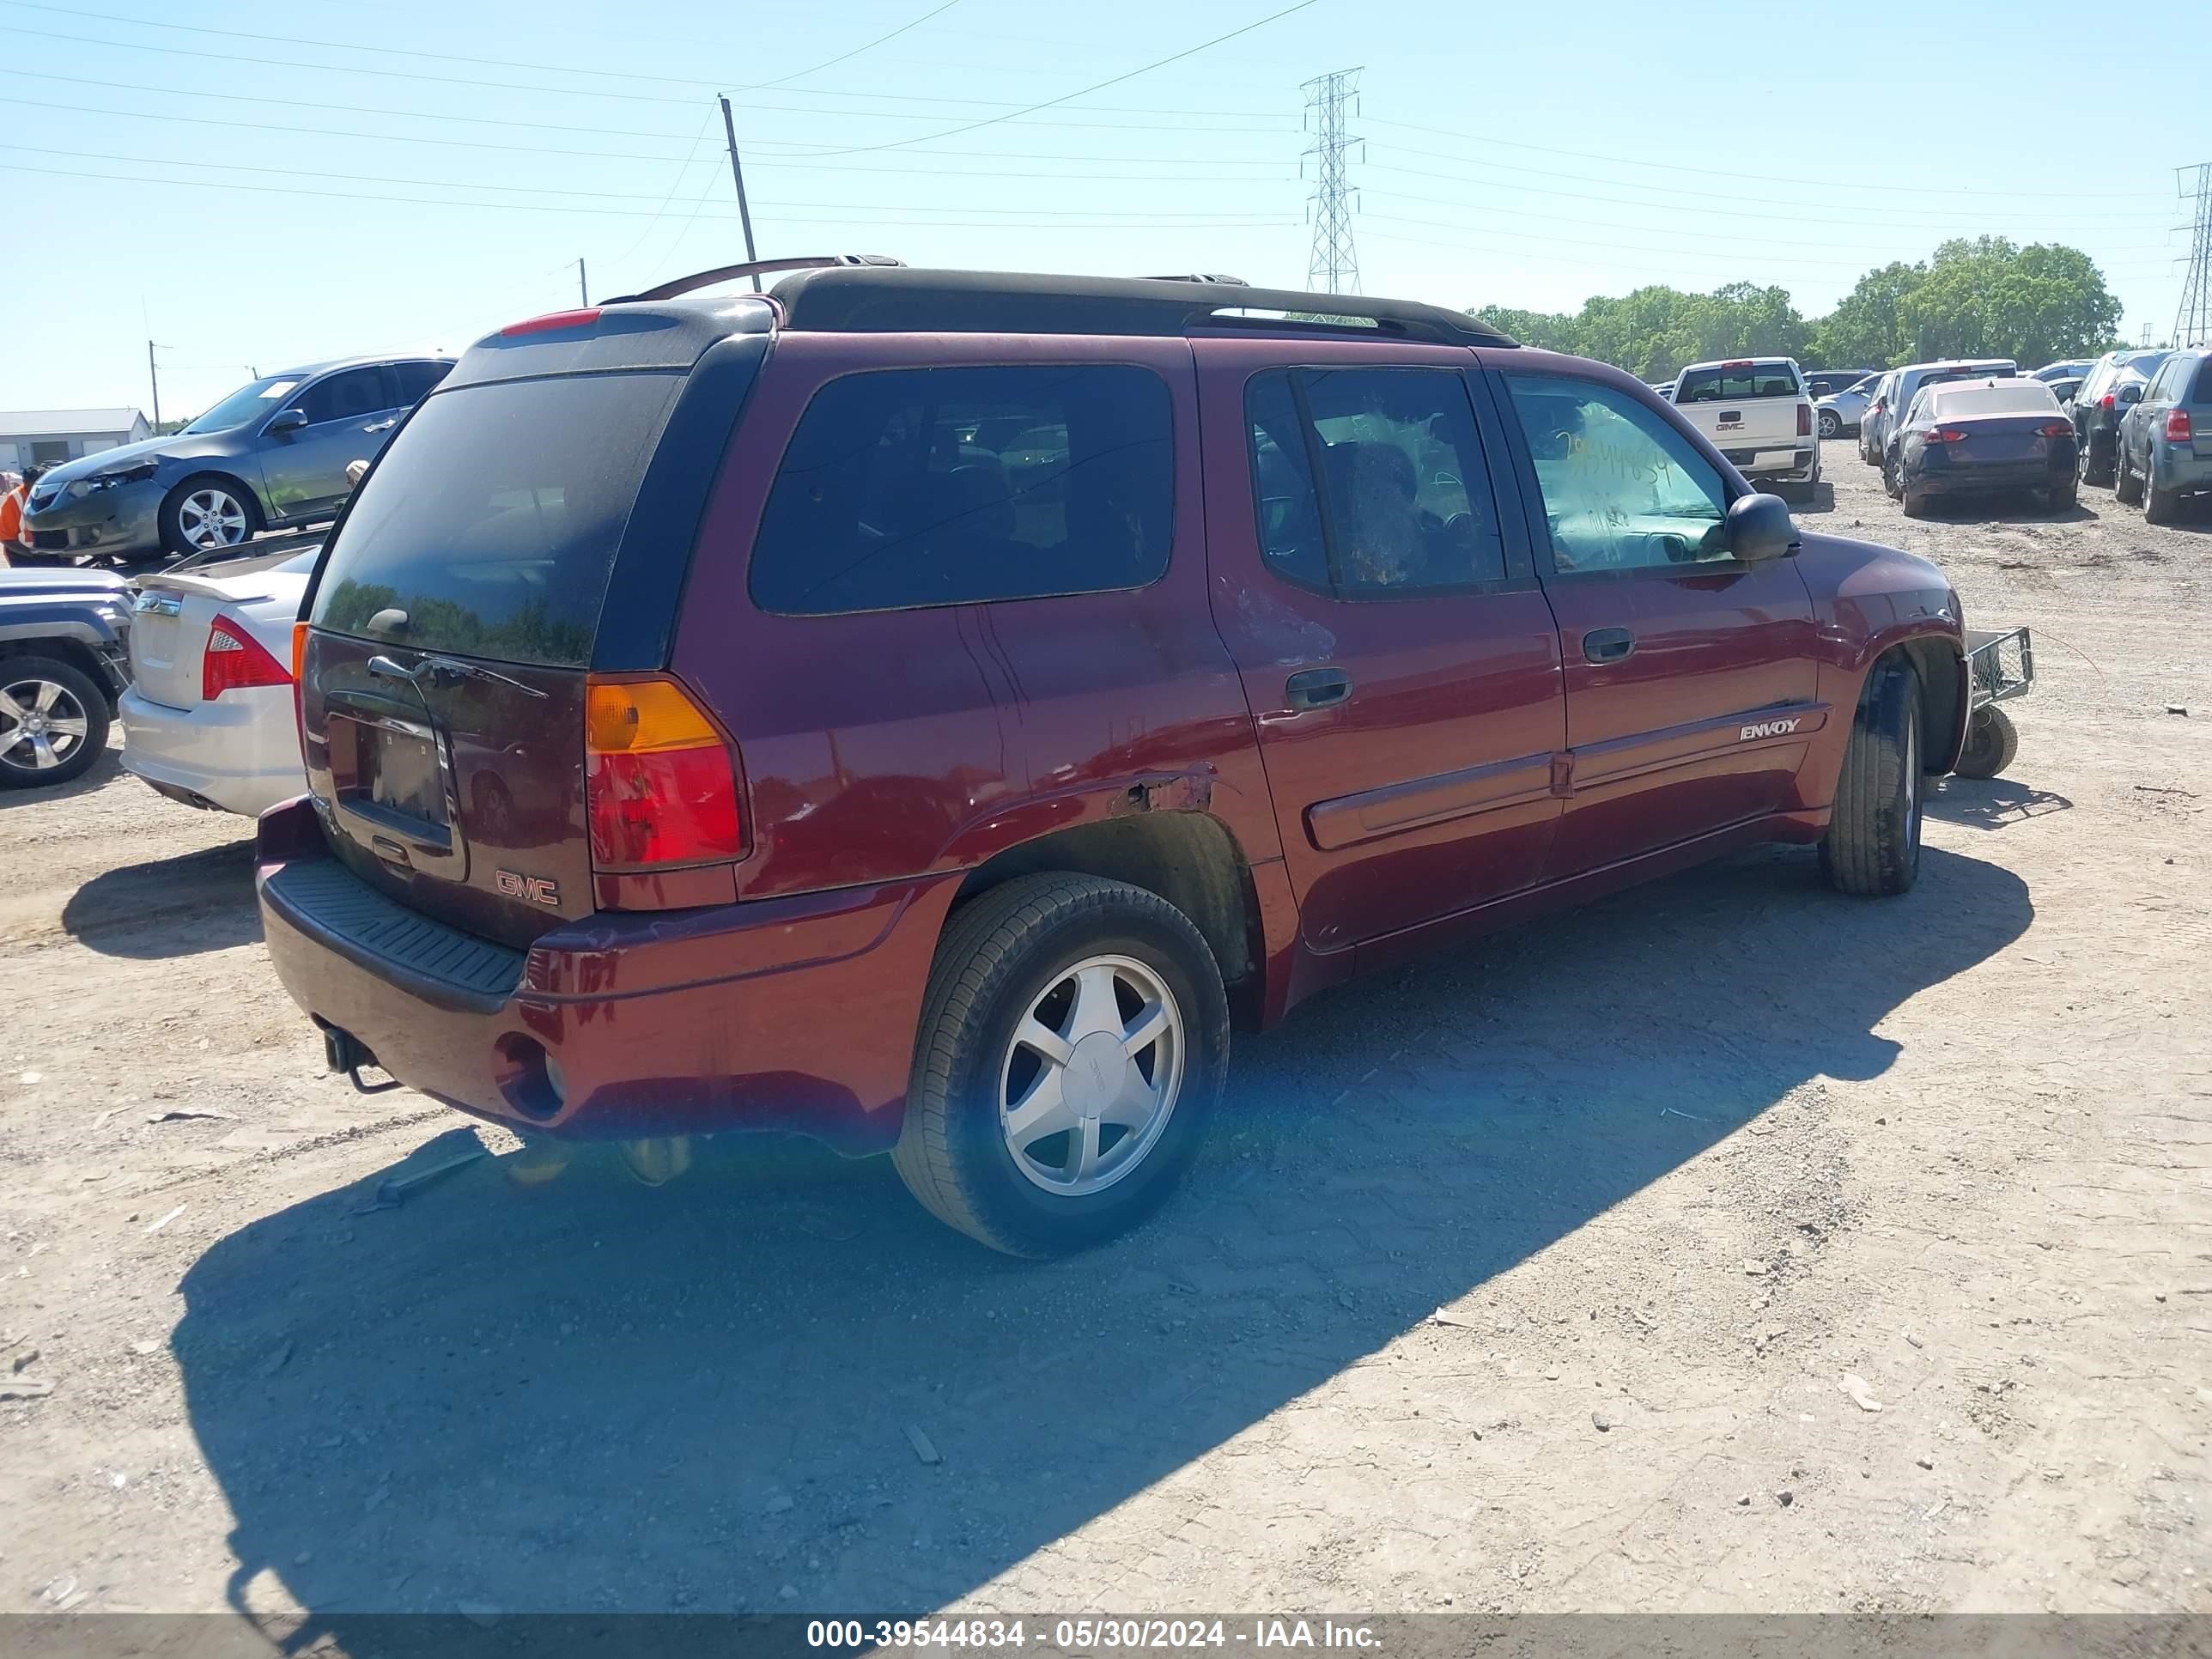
[
  {"left": 253, "top": 798, "right": 953, "bottom": 1154},
  {"left": 21, "top": 481, "right": 164, "bottom": 558},
  {"left": 119, "top": 684, "right": 305, "bottom": 817}
]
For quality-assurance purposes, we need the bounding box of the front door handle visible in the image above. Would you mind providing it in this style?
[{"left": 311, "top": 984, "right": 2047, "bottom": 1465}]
[
  {"left": 1583, "top": 627, "right": 1635, "bottom": 665},
  {"left": 1285, "top": 667, "right": 1352, "bottom": 710},
  {"left": 362, "top": 418, "right": 397, "bottom": 433}
]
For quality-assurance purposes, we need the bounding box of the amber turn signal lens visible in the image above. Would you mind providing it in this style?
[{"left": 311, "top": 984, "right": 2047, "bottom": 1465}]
[{"left": 586, "top": 678, "right": 723, "bottom": 754}]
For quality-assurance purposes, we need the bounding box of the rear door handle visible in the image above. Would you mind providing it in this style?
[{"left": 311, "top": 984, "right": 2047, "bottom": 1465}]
[
  {"left": 1285, "top": 668, "right": 1352, "bottom": 709},
  {"left": 1582, "top": 627, "right": 1635, "bottom": 665}
]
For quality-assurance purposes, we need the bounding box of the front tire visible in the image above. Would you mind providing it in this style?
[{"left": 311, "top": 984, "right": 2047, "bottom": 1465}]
[
  {"left": 160, "top": 476, "right": 258, "bottom": 557},
  {"left": 0, "top": 655, "right": 109, "bottom": 788},
  {"left": 892, "top": 873, "right": 1229, "bottom": 1257},
  {"left": 1952, "top": 705, "right": 2019, "bottom": 781},
  {"left": 1820, "top": 659, "right": 1924, "bottom": 897}
]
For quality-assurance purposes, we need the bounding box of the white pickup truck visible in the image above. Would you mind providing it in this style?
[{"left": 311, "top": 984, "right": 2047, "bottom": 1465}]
[{"left": 1668, "top": 357, "right": 1820, "bottom": 502}]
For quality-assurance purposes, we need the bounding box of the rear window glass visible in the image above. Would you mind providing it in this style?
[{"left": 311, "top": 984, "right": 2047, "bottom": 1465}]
[
  {"left": 2194, "top": 359, "right": 2212, "bottom": 403},
  {"left": 750, "top": 364, "right": 1173, "bottom": 616},
  {"left": 1929, "top": 381, "right": 2058, "bottom": 417},
  {"left": 310, "top": 371, "right": 682, "bottom": 666},
  {"left": 1675, "top": 363, "right": 1802, "bottom": 402}
]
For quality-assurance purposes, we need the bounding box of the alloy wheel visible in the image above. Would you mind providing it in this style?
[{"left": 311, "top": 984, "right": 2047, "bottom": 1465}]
[
  {"left": 0, "top": 677, "right": 92, "bottom": 775},
  {"left": 998, "top": 953, "right": 1184, "bottom": 1197},
  {"left": 179, "top": 487, "right": 250, "bottom": 550}
]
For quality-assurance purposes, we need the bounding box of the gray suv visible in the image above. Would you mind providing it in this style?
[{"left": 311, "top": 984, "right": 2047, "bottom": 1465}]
[{"left": 20, "top": 356, "right": 453, "bottom": 562}]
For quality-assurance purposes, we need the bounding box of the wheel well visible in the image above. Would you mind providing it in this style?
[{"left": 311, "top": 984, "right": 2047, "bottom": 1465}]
[
  {"left": 1887, "top": 638, "right": 1964, "bottom": 774},
  {"left": 951, "top": 811, "right": 1265, "bottom": 1030},
  {"left": 0, "top": 635, "right": 111, "bottom": 700}
]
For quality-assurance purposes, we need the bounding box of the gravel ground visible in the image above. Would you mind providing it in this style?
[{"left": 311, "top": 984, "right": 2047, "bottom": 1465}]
[{"left": 1, "top": 441, "right": 2206, "bottom": 1628}]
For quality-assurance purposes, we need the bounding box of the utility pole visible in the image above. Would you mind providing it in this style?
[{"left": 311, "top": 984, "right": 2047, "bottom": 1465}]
[
  {"left": 577, "top": 258, "right": 588, "bottom": 307},
  {"left": 1301, "top": 68, "right": 1363, "bottom": 295},
  {"left": 2175, "top": 162, "right": 2212, "bottom": 349},
  {"left": 718, "top": 94, "right": 763, "bottom": 291},
  {"left": 146, "top": 339, "right": 168, "bottom": 428}
]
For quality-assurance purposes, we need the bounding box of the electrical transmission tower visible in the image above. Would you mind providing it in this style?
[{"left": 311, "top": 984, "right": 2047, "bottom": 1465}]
[
  {"left": 1302, "top": 67, "right": 1363, "bottom": 295},
  {"left": 2176, "top": 162, "right": 2212, "bottom": 349}
]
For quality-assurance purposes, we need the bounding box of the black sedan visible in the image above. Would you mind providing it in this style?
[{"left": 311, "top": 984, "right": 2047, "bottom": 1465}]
[{"left": 1885, "top": 377, "right": 2078, "bottom": 517}]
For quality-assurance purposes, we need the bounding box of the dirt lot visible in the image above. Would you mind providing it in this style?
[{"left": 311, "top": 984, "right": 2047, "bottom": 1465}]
[{"left": 2, "top": 441, "right": 2207, "bottom": 1626}]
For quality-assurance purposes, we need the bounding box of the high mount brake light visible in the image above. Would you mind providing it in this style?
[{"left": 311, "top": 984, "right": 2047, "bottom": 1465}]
[
  {"left": 584, "top": 677, "right": 746, "bottom": 869},
  {"left": 500, "top": 307, "right": 602, "bottom": 337}
]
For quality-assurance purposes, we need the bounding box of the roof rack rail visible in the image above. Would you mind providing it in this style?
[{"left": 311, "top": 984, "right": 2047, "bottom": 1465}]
[
  {"left": 1144, "top": 273, "right": 1251, "bottom": 285},
  {"left": 769, "top": 267, "right": 1518, "bottom": 349},
  {"left": 608, "top": 253, "right": 904, "bottom": 305}
]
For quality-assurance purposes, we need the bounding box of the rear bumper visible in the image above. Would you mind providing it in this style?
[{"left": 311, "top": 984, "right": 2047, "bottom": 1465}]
[
  {"left": 254, "top": 799, "right": 953, "bottom": 1152},
  {"left": 120, "top": 684, "right": 304, "bottom": 817},
  {"left": 1911, "top": 457, "right": 2069, "bottom": 495},
  {"left": 2151, "top": 446, "right": 2212, "bottom": 493},
  {"left": 1727, "top": 447, "right": 1819, "bottom": 482}
]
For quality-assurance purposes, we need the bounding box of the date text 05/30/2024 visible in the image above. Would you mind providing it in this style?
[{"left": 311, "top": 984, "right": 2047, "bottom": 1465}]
[{"left": 806, "top": 1620, "right": 1382, "bottom": 1650}]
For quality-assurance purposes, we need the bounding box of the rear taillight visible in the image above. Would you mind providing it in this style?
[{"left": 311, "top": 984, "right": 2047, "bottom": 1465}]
[
  {"left": 584, "top": 676, "right": 745, "bottom": 868},
  {"left": 202, "top": 615, "right": 291, "bottom": 701},
  {"left": 2166, "top": 409, "right": 2193, "bottom": 442},
  {"left": 2100, "top": 392, "right": 2116, "bottom": 410},
  {"left": 290, "top": 622, "right": 309, "bottom": 748},
  {"left": 1796, "top": 403, "right": 1812, "bottom": 437},
  {"left": 2038, "top": 422, "right": 2073, "bottom": 438},
  {"left": 1927, "top": 426, "right": 1968, "bottom": 444}
]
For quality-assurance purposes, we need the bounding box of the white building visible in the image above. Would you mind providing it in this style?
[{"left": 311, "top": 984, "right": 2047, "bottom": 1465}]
[{"left": 0, "top": 408, "right": 154, "bottom": 473}]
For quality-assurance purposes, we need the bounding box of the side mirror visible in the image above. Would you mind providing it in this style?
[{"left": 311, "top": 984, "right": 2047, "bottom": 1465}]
[
  {"left": 2116, "top": 383, "right": 2143, "bottom": 406},
  {"left": 264, "top": 408, "right": 307, "bottom": 435},
  {"left": 1727, "top": 492, "right": 1800, "bottom": 562}
]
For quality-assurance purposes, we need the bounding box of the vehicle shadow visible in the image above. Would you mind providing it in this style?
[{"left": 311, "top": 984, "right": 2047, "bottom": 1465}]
[
  {"left": 172, "top": 842, "right": 2031, "bottom": 1631},
  {"left": 1910, "top": 495, "right": 2094, "bottom": 526},
  {"left": 61, "top": 837, "right": 260, "bottom": 957},
  {"left": 1928, "top": 776, "right": 2074, "bottom": 831},
  {"left": 0, "top": 741, "right": 126, "bottom": 809},
  {"left": 1793, "top": 482, "right": 1837, "bottom": 514}
]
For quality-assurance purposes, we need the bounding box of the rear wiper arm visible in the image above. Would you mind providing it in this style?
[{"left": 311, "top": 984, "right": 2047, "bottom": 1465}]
[{"left": 368, "top": 653, "right": 547, "bottom": 699}]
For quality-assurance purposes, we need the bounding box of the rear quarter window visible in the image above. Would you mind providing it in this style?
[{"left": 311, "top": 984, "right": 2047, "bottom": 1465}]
[
  {"left": 310, "top": 370, "right": 684, "bottom": 666},
  {"left": 748, "top": 364, "right": 1174, "bottom": 616}
]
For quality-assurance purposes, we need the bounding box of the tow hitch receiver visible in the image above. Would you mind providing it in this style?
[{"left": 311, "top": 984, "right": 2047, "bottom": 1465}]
[{"left": 321, "top": 1023, "right": 404, "bottom": 1095}]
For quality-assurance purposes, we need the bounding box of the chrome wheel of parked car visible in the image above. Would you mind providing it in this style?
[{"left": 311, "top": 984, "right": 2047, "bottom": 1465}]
[
  {"left": 177, "top": 486, "right": 251, "bottom": 550},
  {"left": 0, "top": 659, "right": 106, "bottom": 788},
  {"left": 1818, "top": 408, "right": 1841, "bottom": 440},
  {"left": 999, "top": 953, "right": 1184, "bottom": 1198}
]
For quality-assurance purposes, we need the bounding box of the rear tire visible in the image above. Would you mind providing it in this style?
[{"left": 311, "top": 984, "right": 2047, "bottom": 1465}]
[
  {"left": 0, "top": 655, "right": 109, "bottom": 789},
  {"left": 1902, "top": 485, "right": 1929, "bottom": 518},
  {"left": 2145, "top": 476, "right": 2182, "bottom": 525},
  {"left": 2081, "top": 430, "right": 2115, "bottom": 489},
  {"left": 1951, "top": 705, "right": 2019, "bottom": 781},
  {"left": 1820, "top": 659, "right": 1924, "bottom": 897},
  {"left": 2114, "top": 443, "right": 2144, "bottom": 506},
  {"left": 1818, "top": 409, "right": 1841, "bottom": 440},
  {"left": 892, "top": 873, "right": 1229, "bottom": 1258},
  {"left": 2046, "top": 479, "right": 2077, "bottom": 512}
]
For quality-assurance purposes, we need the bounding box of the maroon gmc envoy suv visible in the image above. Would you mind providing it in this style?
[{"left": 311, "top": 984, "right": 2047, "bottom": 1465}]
[{"left": 258, "top": 259, "right": 1967, "bottom": 1256}]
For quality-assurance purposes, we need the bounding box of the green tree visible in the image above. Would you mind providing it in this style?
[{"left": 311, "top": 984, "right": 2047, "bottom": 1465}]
[{"left": 1808, "top": 260, "right": 1924, "bottom": 369}]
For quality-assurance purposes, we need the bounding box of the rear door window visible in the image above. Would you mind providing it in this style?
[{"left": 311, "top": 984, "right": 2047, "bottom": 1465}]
[
  {"left": 1676, "top": 363, "right": 1802, "bottom": 402},
  {"left": 2193, "top": 357, "right": 2212, "bottom": 404},
  {"left": 1243, "top": 366, "right": 1507, "bottom": 595},
  {"left": 301, "top": 368, "right": 390, "bottom": 426},
  {"left": 393, "top": 361, "right": 452, "bottom": 405},
  {"left": 749, "top": 364, "right": 1174, "bottom": 615},
  {"left": 309, "top": 371, "right": 684, "bottom": 666}
]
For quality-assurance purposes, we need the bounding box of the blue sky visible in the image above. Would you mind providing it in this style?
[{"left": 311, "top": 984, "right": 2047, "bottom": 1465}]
[{"left": 6, "top": 0, "right": 2204, "bottom": 417}]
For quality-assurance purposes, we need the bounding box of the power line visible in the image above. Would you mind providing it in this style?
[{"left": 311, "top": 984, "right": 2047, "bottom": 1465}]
[
  {"left": 782, "top": 0, "right": 1322, "bottom": 159},
  {"left": 0, "top": 91, "right": 1290, "bottom": 173},
  {"left": 1, "top": 157, "right": 1298, "bottom": 228},
  {"left": 1361, "top": 114, "right": 2166, "bottom": 203},
  {"left": 750, "top": 0, "right": 965, "bottom": 88},
  {"left": 1302, "top": 67, "right": 1360, "bottom": 294},
  {"left": 2176, "top": 163, "right": 2212, "bottom": 348}
]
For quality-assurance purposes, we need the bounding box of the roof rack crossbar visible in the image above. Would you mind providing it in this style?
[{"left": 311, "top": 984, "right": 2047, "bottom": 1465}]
[{"left": 609, "top": 253, "right": 904, "bottom": 306}]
